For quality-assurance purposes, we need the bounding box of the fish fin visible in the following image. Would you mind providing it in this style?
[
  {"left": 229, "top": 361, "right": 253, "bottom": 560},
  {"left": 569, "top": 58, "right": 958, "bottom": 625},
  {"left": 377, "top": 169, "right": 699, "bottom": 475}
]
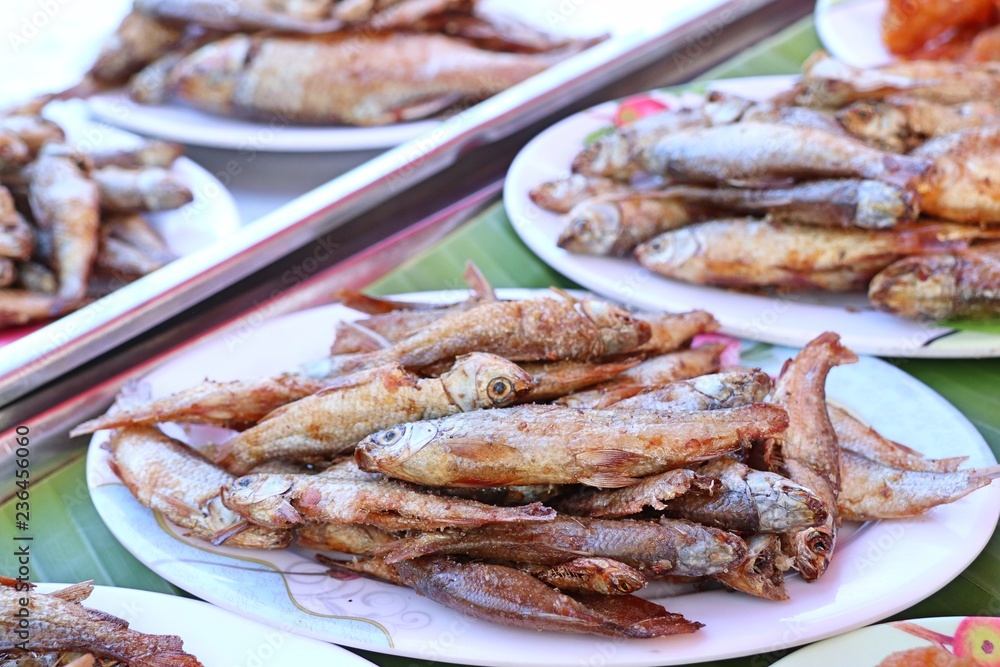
[
  {"left": 0, "top": 576, "right": 31, "bottom": 590},
  {"left": 973, "top": 464, "right": 1000, "bottom": 481},
  {"left": 211, "top": 521, "right": 251, "bottom": 546},
  {"left": 335, "top": 320, "right": 392, "bottom": 352},
  {"left": 549, "top": 286, "right": 579, "bottom": 304},
  {"left": 82, "top": 606, "right": 131, "bottom": 628},
  {"left": 312, "top": 374, "right": 372, "bottom": 397},
  {"left": 155, "top": 492, "right": 203, "bottom": 520},
  {"left": 334, "top": 289, "right": 435, "bottom": 314},
  {"left": 578, "top": 472, "right": 644, "bottom": 489},
  {"left": 464, "top": 261, "right": 496, "bottom": 301},
  {"left": 726, "top": 177, "right": 796, "bottom": 188},
  {"left": 576, "top": 449, "right": 651, "bottom": 468},
  {"left": 50, "top": 581, "right": 94, "bottom": 603},
  {"left": 445, "top": 438, "right": 518, "bottom": 463}
]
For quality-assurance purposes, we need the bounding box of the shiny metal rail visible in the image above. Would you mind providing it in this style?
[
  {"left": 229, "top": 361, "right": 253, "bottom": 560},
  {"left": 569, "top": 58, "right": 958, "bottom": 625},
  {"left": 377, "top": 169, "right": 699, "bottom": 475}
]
[{"left": 0, "top": 0, "right": 813, "bottom": 493}]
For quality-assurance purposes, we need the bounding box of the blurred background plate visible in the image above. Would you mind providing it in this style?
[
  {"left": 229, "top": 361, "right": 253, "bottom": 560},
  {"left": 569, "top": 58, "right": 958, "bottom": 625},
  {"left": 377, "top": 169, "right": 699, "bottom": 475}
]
[
  {"left": 815, "top": 0, "right": 893, "bottom": 67},
  {"left": 31, "top": 582, "right": 378, "bottom": 667},
  {"left": 772, "top": 617, "right": 1000, "bottom": 666}
]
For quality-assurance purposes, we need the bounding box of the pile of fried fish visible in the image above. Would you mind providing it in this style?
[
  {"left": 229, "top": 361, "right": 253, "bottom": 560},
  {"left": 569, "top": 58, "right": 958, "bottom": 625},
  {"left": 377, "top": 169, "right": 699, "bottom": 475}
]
[
  {"left": 531, "top": 50, "right": 1000, "bottom": 321},
  {"left": 70, "top": 0, "right": 598, "bottom": 125},
  {"left": 74, "top": 267, "right": 1000, "bottom": 638},
  {"left": 0, "top": 578, "right": 203, "bottom": 666},
  {"left": 0, "top": 107, "right": 190, "bottom": 328}
]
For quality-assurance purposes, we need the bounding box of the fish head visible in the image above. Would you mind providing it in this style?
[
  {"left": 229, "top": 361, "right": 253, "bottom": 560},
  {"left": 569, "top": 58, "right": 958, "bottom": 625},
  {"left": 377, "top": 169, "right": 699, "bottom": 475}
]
[
  {"left": 355, "top": 421, "right": 439, "bottom": 473},
  {"left": 442, "top": 352, "right": 536, "bottom": 411},
  {"left": 580, "top": 297, "right": 651, "bottom": 354},
  {"left": 166, "top": 35, "right": 253, "bottom": 114},
  {"left": 634, "top": 227, "right": 700, "bottom": 270},
  {"left": 221, "top": 474, "right": 301, "bottom": 528},
  {"left": 556, "top": 200, "right": 623, "bottom": 255},
  {"left": 789, "top": 525, "right": 835, "bottom": 582}
]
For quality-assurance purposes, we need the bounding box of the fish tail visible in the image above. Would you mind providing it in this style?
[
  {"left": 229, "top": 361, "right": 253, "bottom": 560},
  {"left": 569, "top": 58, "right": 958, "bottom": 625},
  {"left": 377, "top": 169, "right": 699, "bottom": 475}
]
[{"left": 973, "top": 464, "right": 1000, "bottom": 481}]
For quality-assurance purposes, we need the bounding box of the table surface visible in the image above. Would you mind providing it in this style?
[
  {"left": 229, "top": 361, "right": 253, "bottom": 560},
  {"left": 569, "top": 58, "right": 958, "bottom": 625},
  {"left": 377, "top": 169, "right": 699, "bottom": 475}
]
[{"left": 4, "top": 12, "right": 1000, "bottom": 667}]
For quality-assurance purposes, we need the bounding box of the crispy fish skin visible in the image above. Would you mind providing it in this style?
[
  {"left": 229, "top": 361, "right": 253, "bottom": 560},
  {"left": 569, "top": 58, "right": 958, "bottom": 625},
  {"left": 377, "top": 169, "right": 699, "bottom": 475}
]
[
  {"left": 391, "top": 557, "right": 700, "bottom": 638},
  {"left": 526, "top": 557, "right": 647, "bottom": 595},
  {"left": 769, "top": 333, "right": 856, "bottom": 582},
  {"left": 376, "top": 514, "right": 748, "bottom": 577},
  {"left": 640, "top": 122, "right": 931, "bottom": 188},
  {"left": 572, "top": 106, "right": 709, "bottom": 180},
  {"left": 28, "top": 145, "right": 100, "bottom": 304},
  {"left": 214, "top": 353, "right": 534, "bottom": 475},
  {"left": 96, "top": 232, "right": 167, "bottom": 279},
  {"left": 93, "top": 166, "right": 193, "bottom": 213},
  {"left": 0, "top": 187, "right": 33, "bottom": 261},
  {"left": 837, "top": 97, "right": 1000, "bottom": 153},
  {"left": 557, "top": 192, "right": 712, "bottom": 256},
  {"left": 637, "top": 309, "right": 719, "bottom": 354},
  {"left": 0, "top": 289, "right": 67, "bottom": 327},
  {"left": 221, "top": 459, "right": 555, "bottom": 531},
  {"left": 103, "top": 213, "right": 175, "bottom": 266},
  {"left": 134, "top": 0, "right": 342, "bottom": 32},
  {"left": 529, "top": 174, "right": 634, "bottom": 214},
  {"left": 518, "top": 357, "right": 643, "bottom": 402},
  {"left": 912, "top": 126, "right": 1000, "bottom": 223},
  {"left": 800, "top": 51, "right": 1000, "bottom": 107},
  {"left": 106, "top": 426, "right": 292, "bottom": 549},
  {"left": 295, "top": 522, "right": 396, "bottom": 554},
  {"left": 87, "top": 11, "right": 185, "bottom": 84},
  {"left": 316, "top": 293, "right": 651, "bottom": 377},
  {"left": 635, "top": 219, "right": 996, "bottom": 292},
  {"left": 71, "top": 373, "right": 330, "bottom": 435},
  {"left": 355, "top": 403, "right": 789, "bottom": 488},
  {"left": 869, "top": 245, "right": 1000, "bottom": 320},
  {"left": 0, "top": 115, "right": 65, "bottom": 156},
  {"left": 168, "top": 32, "right": 579, "bottom": 125},
  {"left": 772, "top": 333, "right": 857, "bottom": 494},
  {"left": 555, "top": 345, "right": 724, "bottom": 410},
  {"left": 838, "top": 451, "right": 999, "bottom": 521},
  {"left": 662, "top": 458, "right": 829, "bottom": 534},
  {"left": 83, "top": 141, "right": 184, "bottom": 170},
  {"left": 829, "top": 404, "right": 966, "bottom": 473},
  {"left": 554, "top": 469, "right": 713, "bottom": 518},
  {"left": 0, "top": 579, "right": 203, "bottom": 666},
  {"left": 610, "top": 369, "right": 774, "bottom": 413}
]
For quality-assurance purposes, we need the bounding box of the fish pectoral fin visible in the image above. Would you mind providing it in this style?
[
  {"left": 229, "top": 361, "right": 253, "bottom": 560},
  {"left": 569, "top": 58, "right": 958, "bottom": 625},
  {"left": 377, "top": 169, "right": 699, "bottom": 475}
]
[
  {"left": 575, "top": 450, "right": 650, "bottom": 488},
  {"left": 50, "top": 580, "right": 94, "bottom": 603},
  {"left": 311, "top": 374, "right": 372, "bottom": 397},
  {"left": 155, "top": 492, "right": 205, "bottom": 520},
  {"left": 210, "top": 521, "right": 251, "bottom": 546},
  {"left": 445, "top": 438, "right": 518, "bottom": 462},
  {"left": 578, "top": 472, "right": 644, "bottom": 488}
]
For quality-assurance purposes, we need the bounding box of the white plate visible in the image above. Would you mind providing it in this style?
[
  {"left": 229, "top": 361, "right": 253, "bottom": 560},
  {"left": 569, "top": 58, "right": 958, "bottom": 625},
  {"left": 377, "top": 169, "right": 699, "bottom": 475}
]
[
  {"left": 773, "top": 616, "right": 1000, "bottom": 665},
  {"left": 88, "top": 92, "right": 441, "bottom": 152},
  {"left": 503, "top": 76, "right": 1000, "bottom": 358},
  {"left": 0, "top": 101, "right": 241, "bottom": 346},
  {"left": 85, "top": 289, "right": 1000, "bottom": 667},
  {"left": 815, "top": 0, "right": 893, "bottom": 68},
  {"left": 29, "top": 582, "right": 376, "bottom": 667}
]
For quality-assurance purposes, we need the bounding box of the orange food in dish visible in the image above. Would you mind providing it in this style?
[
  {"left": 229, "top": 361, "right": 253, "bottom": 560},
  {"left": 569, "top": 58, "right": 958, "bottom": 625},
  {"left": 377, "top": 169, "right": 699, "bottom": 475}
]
[
  {"left": 877, "top": 646, "right": 978, "bottom": 666},
  {"left": 882, "top": 0, "right": 999, "bottom": 59}
]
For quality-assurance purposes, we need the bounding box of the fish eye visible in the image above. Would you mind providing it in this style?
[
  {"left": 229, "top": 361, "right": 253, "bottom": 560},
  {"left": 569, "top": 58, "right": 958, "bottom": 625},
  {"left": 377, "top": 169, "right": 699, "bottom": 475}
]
[
  {"left": 618, "top": 582, "right": 633, "bottom": 593},
  {"left": 374, "top": 425, "right": 406, "bottom": 447},
  {"left": 487, "top": 377, "right": 514, "bottom": 402}
]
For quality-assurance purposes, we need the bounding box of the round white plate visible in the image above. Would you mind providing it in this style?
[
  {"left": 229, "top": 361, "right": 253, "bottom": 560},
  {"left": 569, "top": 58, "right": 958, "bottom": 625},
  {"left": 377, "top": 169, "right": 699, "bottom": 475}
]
[
  {"left": 503, "top": 76, "right": 1000, "bottom": 358},
  {"left": 815, "top": 0, "right": 893, "bottom": 68},
  {"left": 85, "top": 289, "right": 1000, "bottom": 667},
  {"left": 29, "top": 582, "right": 376, "bottom": 667},
  {"left": 88, "top": 91, "right": 441, "bottom": 152},
  {"left": 773, "top": 616, "right": 1000, "bottom": 665},
  {"left": 0, "top": 101, "right": 241, "bottom": 346}
]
